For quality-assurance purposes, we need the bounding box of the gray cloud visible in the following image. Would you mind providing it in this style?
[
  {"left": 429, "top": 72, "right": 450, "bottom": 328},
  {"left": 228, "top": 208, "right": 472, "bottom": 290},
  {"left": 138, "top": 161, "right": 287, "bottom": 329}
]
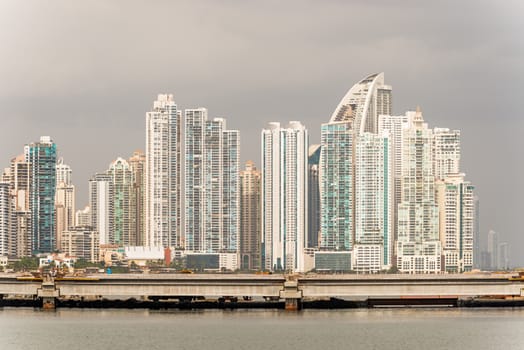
[{"left": 0, "top": 0, "right": 522, "bottom": 263}]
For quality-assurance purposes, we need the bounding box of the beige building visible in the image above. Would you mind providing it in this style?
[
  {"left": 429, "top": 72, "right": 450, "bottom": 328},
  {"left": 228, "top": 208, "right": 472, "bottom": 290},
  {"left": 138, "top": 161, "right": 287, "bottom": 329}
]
[
  {"left": 240, "top": 160, "right": 261, "bottom": 270},
  {"left": 129, "top": 151, "right": 146, "bottom": 246},
  {"left": 61, "top": 226, "right": 99, "bottom": 263},
  {"left": 55, "top": 160, "right": 75, "bottom": 252}
]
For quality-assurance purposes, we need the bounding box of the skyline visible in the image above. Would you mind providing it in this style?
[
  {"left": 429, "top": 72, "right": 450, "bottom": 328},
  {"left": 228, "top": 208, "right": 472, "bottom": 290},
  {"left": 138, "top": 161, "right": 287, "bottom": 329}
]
[{"left": 0, "top": 1, "right": 522, "bottom": 264}]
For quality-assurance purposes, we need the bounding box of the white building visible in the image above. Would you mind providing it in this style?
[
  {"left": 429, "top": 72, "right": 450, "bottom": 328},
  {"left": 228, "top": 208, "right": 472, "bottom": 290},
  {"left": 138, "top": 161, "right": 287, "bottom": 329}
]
[
  {"left": 145, "top": 94, "right": 181, "bottom": 248},
  {"left": 262, "top": 121, "right": 308, "bottom": 272},
  {"left": 75, "top": 206, "right": 91, "bottom": 227},
  {"left": 184, "top": 110, "right": 240, "bottom": 253},
  {"left": 55, "top": 159, "right": 75, "bottom": 252},
  {"left": 89, "top": 173, "right": 113, "bottom": 245},
  {"left": 0, "top": 182, "right": 10, "bottom": 256},
  {"left": 125, "top": 246, "right": 164, "bottom": 267},
  {"left": 396, "top": 109, "right": 441, "bottom": 273},
  {"left": 433, "top": 128, "right": 461, "bottom": 180},
  {"left": 330, "top": 72, "right": 392, "bottom": 134},
  {"left": 436, "top": 174, "right": 474, "bottom": 273},
  {"left": 354, "top": 131, "right": 393, "bottom": 272},
  {"left": 378, "top": 113, "right": 414, "bottom": 247}
]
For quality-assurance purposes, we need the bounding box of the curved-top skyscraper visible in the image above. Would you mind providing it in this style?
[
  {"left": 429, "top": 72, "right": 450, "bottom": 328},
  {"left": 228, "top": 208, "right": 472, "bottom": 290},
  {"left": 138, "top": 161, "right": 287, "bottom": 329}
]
[{"left": 329, "top": 72, "right": 392, "bottom": 134}]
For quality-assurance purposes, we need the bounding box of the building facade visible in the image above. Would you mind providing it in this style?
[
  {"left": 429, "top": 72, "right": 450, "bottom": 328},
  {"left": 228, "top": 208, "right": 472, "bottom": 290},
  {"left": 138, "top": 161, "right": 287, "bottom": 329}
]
[
  {"left": 319, "top": 121, "right": 353, "bottom": 252},
  {"left": 145, "top": 94, "right": 181, "bottom": 248},
  {"left": 89, "top": 173, "right": 113, "bottom": 245},
  {"left": 0, "top": 183, "right": 10, "bottom": 256},
  {"left": 307, "top": 145, "right": 321, "bottom": 248},
  {"left": 185, "top": 111, "right": 240, "bottom": 253},
  {"left": 432, "top": 128, "right": 461, "bottom": 180},
  {"left": 354, "top": 131, "right": 393, "bottom": 272},
  {"left": 329, "top": 72, "right": 392, "bottom": 134},
  {"left": 61, "top": 226, "right": 100, "bottom": 263},
  {"left": 9, "top": 155, "right": 32, "bottom": 257},
  {"left": 436, "top": 174, "right": 474, "bottom": 273},
  {"left": 262, "top": 122, "right": 308, "bottom": 272},
  {"left": 396, "top": 109, "right": 441, "bottom": 273},
  {"left": 55, "top": 159, "right": 75, "bottom": 252},
  {"left": 25, "top": 136, "right": 57, "bottom": 254},
  {"left": 239, "top": 160, "right": 261, "bottom": 270},
  {"left": 129, "top": 151, "right": 146, "bottom": 246},
  {"left": 108, "top": 157, "right": 133, "bottom": 246}
]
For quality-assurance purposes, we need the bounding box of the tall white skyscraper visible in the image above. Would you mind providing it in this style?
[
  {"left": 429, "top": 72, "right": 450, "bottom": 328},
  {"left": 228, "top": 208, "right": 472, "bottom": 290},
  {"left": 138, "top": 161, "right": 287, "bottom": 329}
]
[
  {"left": 185, "top": 110, "right": 239, "bottom": 253},
  {"left": 55, "top": 159, "right": 75, "bottom": 251},
  {"left": 262, "top": 121, "right": 308, "bottom": 272},
  {"left": 89, "top": 173, "right": 113, "bottom": 245},
  {"left": 436, "top": 173, "right": 474, "bottom": 272},
  {"left": 354, "top": 131, "right": 393, "bottom": 272},
  {"left": 145, "top": 94, "right": 181, "bottom": 248},
  {"left": 0, "top": 182, "right": 10, "bottom": 256},
  {"left": 378, "top": 113, "right": 414, "bottom": 245},
  {"left": 396, "top": 109, "right": 441, "bottom": 273}
]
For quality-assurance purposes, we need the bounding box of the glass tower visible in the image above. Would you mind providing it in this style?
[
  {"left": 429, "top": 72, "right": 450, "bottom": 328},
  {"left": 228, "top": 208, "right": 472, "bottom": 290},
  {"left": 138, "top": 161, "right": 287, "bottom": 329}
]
[
  {"left": 25, "top": 136, "right": 57, "bottom": 254},
  {"left": 319, "top": 121, "right": 353, "bottom": 252}
]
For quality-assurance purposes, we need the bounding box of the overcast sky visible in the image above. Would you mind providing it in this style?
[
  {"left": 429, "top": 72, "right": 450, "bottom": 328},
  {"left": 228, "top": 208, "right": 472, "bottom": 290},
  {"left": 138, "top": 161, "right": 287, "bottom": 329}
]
[{"left": 1, "top": 1, "right": 522, "bottom": 264}]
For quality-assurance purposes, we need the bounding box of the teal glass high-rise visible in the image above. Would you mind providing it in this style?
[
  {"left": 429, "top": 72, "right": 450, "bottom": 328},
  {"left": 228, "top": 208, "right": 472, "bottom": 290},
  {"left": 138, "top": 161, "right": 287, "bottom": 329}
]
[{"left": 25, "top": 136, "right": 57, "bottom": 254}]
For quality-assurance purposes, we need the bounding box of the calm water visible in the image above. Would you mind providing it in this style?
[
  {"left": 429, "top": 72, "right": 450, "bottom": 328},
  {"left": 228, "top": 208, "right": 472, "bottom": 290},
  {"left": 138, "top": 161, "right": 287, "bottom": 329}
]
[{"left": 1, "top": 308, "right": 523, "bottom": 350}]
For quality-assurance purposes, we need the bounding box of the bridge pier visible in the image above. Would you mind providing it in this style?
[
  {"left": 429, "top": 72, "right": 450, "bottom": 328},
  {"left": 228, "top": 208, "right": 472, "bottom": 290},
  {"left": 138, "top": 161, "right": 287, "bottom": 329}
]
[
  {"left": 37, "top": 276, "right": 60, "bottom": 310},
  {"left": 280, "top": 280, "right": 303, "bottom": 311}
]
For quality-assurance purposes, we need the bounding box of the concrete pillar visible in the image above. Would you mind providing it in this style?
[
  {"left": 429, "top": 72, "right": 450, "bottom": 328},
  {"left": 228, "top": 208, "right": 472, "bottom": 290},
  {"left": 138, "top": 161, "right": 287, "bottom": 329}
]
[
  {"left": 280, "top": 280, "right": 303, "bottom": 311},
  {"left": 37, "top": 276, "right": 60, "bottom": 310}
]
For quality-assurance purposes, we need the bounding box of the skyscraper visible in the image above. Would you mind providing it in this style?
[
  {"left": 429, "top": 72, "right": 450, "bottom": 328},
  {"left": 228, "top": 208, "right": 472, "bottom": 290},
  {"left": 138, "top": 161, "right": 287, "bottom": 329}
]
[
  {"left": 354, "top": 131, "right": 393, "bottom": 272},
  {"left": 129, "top": 151, "right": 146, "bottom": 246},
  {"left": 221, "top": 128, "right": 240, "bottom": 252},
  {"left": 185, "top": 111, "right": 240, "bottom": 253},
  {"left": 432, "top": 128, "right": 461, "bottom": 180},
  {"left": 307, "top": 145, "right": 321, "bottom": 248},
  {"left": 319, "top": 121, "right": 353, "bottom": 252},
  {"left": 55, "top": 159, "right": 75, "bottom": 251},
  {"left": 378, "top": 113, "right": 413, "bottom": 246},
  {"left": 25, "top": 136, "right": 57, "bottom": 254},
  {"left": 240, "top": 160, "right": 261, "bottom": 270},
  {"left": 89, "top": 173, "right": 113, "bottom": 245},
  {"left": 262, "top": 122, "right": 308, "bottom": 272},
  {"left": 473, "top": 196, "right": 481, "bottom": 269},
  {"left": 9, "top": 154, "right": 32, "bottom": 257},
  {"left": 396, "top": 109, "right": 441, "bottom": 273},
  {"left": 108, "top": 157, "right": 133, "bottom": 246},
  {"left": 330, "top": 72, "right": 392, "bottom": 134},
  {"left": 0, "top": 182, "right": 10, "bottom": 256},
  {"left": 145, "top": 94, "right": 181, "bottom": 248},
  {"left": 436, "top": 173, "right": 474, "bottom": 272},
  {"left": 184, "top": 108, "right": 206, "bottom": 252}
]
